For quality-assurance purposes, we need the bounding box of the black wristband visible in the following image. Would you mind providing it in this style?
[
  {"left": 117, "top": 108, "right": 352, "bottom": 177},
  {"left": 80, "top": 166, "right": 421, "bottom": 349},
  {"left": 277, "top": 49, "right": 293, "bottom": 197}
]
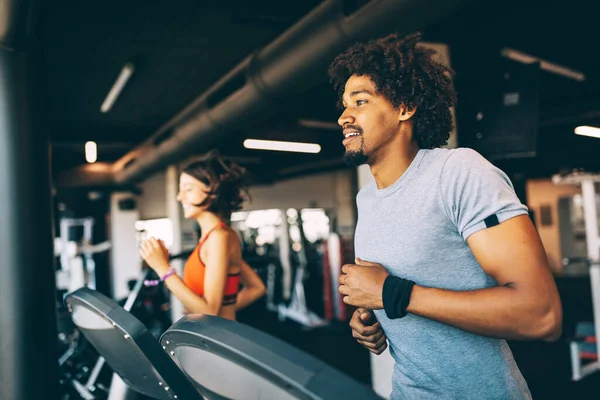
[{"left": 382, "top": 275, "right": 415, "bottom": 319}]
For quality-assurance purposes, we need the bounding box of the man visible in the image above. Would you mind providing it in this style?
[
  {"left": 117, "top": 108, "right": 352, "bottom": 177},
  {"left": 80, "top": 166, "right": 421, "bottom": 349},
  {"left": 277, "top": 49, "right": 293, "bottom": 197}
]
[{"left": 330, "top": 32, "right": 562, "bottom": 399}]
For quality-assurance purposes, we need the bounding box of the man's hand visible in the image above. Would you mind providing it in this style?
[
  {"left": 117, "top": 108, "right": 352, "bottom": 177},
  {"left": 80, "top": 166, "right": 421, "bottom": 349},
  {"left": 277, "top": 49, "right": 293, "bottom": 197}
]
[
  {"left": 140, "top": 237, "right": 170, "bottom": 275},
  {"left": 350, "top": 308, "right": 388, "bottom": 355},
  {"left": 338, "top": 258, "right": 389, "bottom": 309}
]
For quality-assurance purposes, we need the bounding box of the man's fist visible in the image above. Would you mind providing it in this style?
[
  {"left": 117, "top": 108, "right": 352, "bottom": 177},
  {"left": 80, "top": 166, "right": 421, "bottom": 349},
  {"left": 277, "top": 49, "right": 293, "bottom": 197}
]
[
  {"left": 349, "top": 308, "right": 388, "bottom": 355},
  {"left": 339, "top": 258, "right": 389, "bottom": 309}
]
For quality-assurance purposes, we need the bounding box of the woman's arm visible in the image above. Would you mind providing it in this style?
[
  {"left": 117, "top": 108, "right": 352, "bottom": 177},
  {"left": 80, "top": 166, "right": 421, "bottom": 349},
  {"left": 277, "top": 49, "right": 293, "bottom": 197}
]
[
  {"left": 140, "top": 235, "right": 229, "bottom": 316},
  {"left": 162, "top": 273, "right": 216, "bottom": 315},
  {"left": 236, "top": 260, "right": 266, "bottom": 310}
]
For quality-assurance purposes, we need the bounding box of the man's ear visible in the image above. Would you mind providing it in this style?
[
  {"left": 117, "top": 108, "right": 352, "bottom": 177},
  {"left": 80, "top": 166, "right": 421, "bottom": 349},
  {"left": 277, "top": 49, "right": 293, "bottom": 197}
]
[{"left": 398, "top": 104, "right": 417, "bottom": 122}]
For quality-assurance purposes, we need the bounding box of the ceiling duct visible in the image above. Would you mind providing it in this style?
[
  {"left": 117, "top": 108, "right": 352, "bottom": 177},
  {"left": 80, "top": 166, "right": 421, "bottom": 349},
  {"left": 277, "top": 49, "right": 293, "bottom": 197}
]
[{"left": 60, "top": 0, "right": 472, "bottom": 187}]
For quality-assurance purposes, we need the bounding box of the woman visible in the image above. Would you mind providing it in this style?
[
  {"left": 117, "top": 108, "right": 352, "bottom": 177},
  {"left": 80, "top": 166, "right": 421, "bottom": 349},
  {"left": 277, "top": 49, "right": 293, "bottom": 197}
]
[{"left": 140, "top": 150, "right": 266, "bottom": 321}]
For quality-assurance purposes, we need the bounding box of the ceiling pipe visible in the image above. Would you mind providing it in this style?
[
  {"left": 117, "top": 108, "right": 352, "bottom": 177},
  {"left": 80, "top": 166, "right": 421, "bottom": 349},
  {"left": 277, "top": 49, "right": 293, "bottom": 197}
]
[{"left": 60, "top": 0, "right": 473, "bottom": 187}]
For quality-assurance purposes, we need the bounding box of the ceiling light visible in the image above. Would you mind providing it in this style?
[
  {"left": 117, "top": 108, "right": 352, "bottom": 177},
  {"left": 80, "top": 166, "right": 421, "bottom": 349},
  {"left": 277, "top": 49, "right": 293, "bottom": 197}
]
[
  {"left": 243, "top": 139, "right": 321, "bottom": 153},
  {"left": 101, "top": 62, "right": 135, "bottom": 113},
  {"left": 574, "top": 126, "right": 600, "bottom": 139},
  {"left": 85, "top": 141, "right": 97, "bottom": 163},
  {"left": 501, "top": 48, "right": 585, "bottom": 82}
]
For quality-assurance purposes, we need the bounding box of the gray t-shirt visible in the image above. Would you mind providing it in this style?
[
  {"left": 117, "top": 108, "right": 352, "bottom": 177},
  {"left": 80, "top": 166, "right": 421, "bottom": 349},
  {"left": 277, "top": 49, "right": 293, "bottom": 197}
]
[{"left": 355, "top": 147, "right": 532, "bottom": 400}]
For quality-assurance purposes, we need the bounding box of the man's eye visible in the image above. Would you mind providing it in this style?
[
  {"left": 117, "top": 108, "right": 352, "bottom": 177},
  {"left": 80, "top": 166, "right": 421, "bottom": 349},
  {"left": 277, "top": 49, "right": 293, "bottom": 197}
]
[{"left": 357, "top": 100, "right": 367, "bottom": 106}]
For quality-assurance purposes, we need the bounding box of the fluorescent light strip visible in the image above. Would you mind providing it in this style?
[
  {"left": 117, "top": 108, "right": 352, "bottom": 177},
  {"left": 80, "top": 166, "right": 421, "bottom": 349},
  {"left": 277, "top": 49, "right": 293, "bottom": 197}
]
[
  {"left": 85, "top": 141, "right": 97, "bottom": 163},
  {"left": 101, "top": 62, "right": 135, "bottom": 113},
  {"left": 575, "top": 126, "right": 600, "bottom": 139},
  {"left": 243, "top": 139, "right": 321, "bottom": 153},
  {"left": 501, "top": 48, "right": 585, "bottom": 82}
]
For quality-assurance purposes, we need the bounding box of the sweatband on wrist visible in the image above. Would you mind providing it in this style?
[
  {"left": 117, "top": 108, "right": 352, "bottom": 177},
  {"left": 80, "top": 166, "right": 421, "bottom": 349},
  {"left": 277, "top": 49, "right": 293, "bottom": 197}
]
[{"left": 382, "top": 275, "right": 415, "bottom": 319}]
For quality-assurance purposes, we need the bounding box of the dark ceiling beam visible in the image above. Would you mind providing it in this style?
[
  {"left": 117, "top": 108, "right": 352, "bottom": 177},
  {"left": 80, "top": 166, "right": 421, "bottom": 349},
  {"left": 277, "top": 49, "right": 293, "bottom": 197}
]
[
  {"left": 52, "top": 141, "right": 137, "bottom": 151},
  {"left": 56, "top": 162, "right": 117, "bottom": 188},
  {"left": 540, "top": 111, "right": 600, "bottom": 130},
  {"left": 540, "top": 103, "right": 600, "bottom": 129},
  {"left": 277, "top": 157, "right": 347, "bottom": 177},
  {"left": 258, "top": 127, "right": 340, "bottom": 142},
  {"left": 50, "top": 126, "right": 150, "bottom": 142}
]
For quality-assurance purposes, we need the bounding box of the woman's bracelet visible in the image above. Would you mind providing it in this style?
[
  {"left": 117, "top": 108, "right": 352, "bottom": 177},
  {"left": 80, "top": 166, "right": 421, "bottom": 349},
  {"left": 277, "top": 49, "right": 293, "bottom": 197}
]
[{"left": 144, "top": 267, "right": 177, "bottom": 287}]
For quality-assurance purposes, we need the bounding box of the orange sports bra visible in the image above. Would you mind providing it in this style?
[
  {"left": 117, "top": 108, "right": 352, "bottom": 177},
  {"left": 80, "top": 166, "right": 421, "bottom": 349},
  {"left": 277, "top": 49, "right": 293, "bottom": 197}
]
[{"left": 183, "top": 222, "right": 240, "bottom": 306}]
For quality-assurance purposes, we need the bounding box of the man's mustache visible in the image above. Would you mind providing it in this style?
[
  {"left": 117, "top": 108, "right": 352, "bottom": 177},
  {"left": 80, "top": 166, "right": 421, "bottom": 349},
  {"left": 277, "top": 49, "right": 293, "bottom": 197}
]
[{"left": 344, "top": 125, "right": 363, "bottom": 134}]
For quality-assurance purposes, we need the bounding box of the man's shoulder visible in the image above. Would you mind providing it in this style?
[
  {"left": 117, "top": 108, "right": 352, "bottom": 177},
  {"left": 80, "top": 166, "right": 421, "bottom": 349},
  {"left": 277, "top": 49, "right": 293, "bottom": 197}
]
[
  {"left": 404, "top": 147, "right": 482, "bottom": 182},
  {"left": 439, "top": 147, "right": 492, "bottom": 172}
]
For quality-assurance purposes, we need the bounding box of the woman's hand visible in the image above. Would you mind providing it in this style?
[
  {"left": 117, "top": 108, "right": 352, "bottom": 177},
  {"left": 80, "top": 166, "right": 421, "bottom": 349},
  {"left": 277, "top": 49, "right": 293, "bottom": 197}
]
[
  {"left": 236, "top": 260, "right": 267, "bottom": 310},
  {"left": 140, "top": 237, "right": 170, "bottom": 275}
]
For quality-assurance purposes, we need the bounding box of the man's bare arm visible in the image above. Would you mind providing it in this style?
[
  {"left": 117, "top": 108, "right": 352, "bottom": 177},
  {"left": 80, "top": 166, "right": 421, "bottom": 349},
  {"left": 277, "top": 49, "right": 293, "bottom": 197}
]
[{"left": 406, "top": 215, "right": 562, "bottom": 341}]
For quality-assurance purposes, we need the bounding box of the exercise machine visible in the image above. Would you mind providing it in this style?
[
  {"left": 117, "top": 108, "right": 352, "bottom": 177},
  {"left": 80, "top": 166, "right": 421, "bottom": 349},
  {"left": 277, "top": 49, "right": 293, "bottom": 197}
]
[
  {"left": 65, "top": 287, "right": 382, "bottom": 399},
  {"left": 277, "top": 209, "right": 328, "bottom": 328},
  {"left": 59, "top": 269, "right": 151, "bottom": 399},
  {"left": 233, "top": 208, "right": 328, "bottom": 328},
  {"left": 55, "top": 217, "right": 111, "bottom": 292},
  {"left": 552, "top": 171, "right": 600, "bottom": 380},
  {"left": 60, "top": 249, "right": 195, "bottom": 399}
]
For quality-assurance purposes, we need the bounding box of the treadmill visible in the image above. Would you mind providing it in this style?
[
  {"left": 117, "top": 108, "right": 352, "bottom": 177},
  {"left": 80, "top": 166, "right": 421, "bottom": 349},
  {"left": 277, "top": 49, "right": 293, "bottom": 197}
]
[{"left": 65, "top": 287, "right": 382, "bottom": 400}]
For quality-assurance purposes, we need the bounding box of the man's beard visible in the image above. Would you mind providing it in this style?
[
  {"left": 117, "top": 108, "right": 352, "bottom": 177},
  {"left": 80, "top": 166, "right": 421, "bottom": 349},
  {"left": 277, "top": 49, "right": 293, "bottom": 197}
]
[
  {"left": 344, "top": 148, "right": 369, "bottom": 166},
  {"left": 342, "top": 126, "right": 368, "bottom": 166}
]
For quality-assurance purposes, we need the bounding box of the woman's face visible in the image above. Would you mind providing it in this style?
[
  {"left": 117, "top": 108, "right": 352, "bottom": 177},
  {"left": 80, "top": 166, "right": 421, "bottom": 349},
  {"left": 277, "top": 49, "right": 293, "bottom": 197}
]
[{"left": 177, "top": 172, "right": 209, "bottom": 219}]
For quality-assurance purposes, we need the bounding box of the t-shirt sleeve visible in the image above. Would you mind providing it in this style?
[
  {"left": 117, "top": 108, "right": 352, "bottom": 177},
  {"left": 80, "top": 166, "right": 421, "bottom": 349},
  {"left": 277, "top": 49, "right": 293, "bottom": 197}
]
[{"left": 440, "top": 148, "right": 529, "bottom": 241}]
